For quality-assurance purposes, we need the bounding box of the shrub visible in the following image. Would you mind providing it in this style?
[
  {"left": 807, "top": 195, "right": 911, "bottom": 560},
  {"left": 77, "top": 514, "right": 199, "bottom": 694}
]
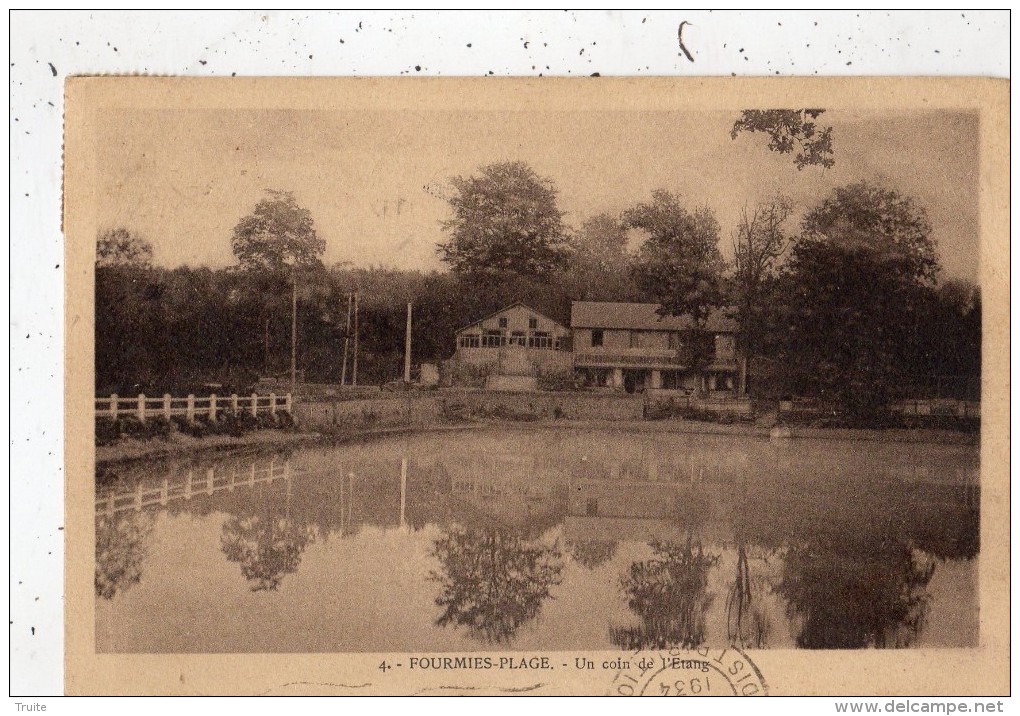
[
  {"left": 440, "top": 360, "right": 494, "bottom": 388},
  {"left": 95, "top": 418, "right": 122, "bottom": 446},
  {"left": 536, "top": 366, "right": 578, "bottom": 392}
]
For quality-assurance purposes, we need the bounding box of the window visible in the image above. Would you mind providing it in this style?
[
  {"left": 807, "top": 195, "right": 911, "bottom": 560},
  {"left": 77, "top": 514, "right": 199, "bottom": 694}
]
[
  {"left": 528, "top": 317, "right": 538, "bottom": 329},
  {"left": 498, "top": 317, "right": 508, "bottom": 328},
  {"left": 591, "top": 329, "right": 604, "bottom": 347},
  {"left": 531, "top": 331, "right": 552, "bottom": 348}
]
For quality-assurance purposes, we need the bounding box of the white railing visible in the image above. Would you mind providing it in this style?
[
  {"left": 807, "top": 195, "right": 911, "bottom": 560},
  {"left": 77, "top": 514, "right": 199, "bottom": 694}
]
[
  {"left": 95, "top": 458, "right": 293, "bottom": 516},
  {"left": 95, "top": 392, "right": 292, "bottom": 423}
]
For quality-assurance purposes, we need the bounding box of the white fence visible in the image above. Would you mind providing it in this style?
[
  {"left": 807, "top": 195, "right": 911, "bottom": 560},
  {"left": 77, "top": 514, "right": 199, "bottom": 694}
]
[
  {"left": 95, "top": 392, "right": 292, "bottom": 423},
  {"left": 96, "top": 457, "right": 293, "bottom": 516}
]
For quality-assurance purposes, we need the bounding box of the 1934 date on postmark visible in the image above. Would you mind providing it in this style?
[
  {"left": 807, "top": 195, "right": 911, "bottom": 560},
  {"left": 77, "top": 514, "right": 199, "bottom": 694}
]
[{"left": 608, "top": 647, "right": 768, "bottom": 696}]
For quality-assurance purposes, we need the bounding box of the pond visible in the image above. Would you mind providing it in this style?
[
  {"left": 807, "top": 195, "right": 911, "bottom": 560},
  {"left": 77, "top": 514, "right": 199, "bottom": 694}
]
[{"left": 95, "top": 427, "right": 980, "bottom": 653}]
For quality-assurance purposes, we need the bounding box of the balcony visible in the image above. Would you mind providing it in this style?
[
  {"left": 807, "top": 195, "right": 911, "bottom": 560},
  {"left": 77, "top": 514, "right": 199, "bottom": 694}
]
[
  {"left": 573, "top": 350, "right": 690, "bottom": 369},
  {"left": 573, "top": 349, "right": 738, "bottom": 370}
]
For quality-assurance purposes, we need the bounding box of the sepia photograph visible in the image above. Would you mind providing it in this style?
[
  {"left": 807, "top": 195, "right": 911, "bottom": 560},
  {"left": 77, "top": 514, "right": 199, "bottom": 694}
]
[{"left": 60, "top": 76, "right": 1008, "bottom": 696}]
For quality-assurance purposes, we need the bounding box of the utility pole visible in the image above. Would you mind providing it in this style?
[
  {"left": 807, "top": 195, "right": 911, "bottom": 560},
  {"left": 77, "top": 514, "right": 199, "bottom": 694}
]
[
  {"left": 290, "top": 267, "right": 298, "bottom": 394},
  {"left": 340, "top": 292, "right": 352, "bottom": 386},
  {"left": 263, "top": 316, "right": 270, "bottom": 377},
  {"left": 352, "top": 291, "right": 359, "bottom": 386},
  {"left": 404, "top": 301, "right": 412, "bottom": 383}
]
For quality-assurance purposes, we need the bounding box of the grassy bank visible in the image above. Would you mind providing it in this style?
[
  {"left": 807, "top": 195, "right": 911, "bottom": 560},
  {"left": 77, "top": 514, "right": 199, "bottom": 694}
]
[{"left": 95, "top": 429, "right": 321, "bottom": 467}]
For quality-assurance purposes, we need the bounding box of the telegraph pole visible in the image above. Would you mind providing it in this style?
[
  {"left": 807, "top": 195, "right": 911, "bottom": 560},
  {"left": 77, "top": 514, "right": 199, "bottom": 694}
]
[
  {"left": 352, "top": 291, "right": 359, "bottom": 386},
  {"left": 290, "top": 266, "right": 297, "bottom": 394},
  {"left": 340, "top": 292, "right": 352, "bottom": 386},
  {"left": 404, "top": 302, "right": 412, "bottom": 383}
]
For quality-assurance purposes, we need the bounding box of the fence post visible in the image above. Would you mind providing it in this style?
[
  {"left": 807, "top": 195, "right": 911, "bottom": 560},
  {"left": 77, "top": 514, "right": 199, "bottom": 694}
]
[
  {"left": 269, "top": 392, "right": 277, "bottom": 416},
  {"left": 251, "top": 393, "right": 259, "bottom": 417},
  {"left": 110, "top": 394, "right": 119, "bottom": 421},
  {"left": 163, "top": 394, "right": 172, "bottom": 421},
  {"left": 231, "top": 393, "right": 239, "bottom": 416},
  {"left": 137, "top": 393, "right": 146, "bottom": 423},
  {"left": 285, "top": 392, "right": 292, "bottom": 414},
  {"left": 209, "top": 393, "right": 218, "bottom": 422},
  {"left": 186, "top": 394, "right": 195, "bottom": 423}
]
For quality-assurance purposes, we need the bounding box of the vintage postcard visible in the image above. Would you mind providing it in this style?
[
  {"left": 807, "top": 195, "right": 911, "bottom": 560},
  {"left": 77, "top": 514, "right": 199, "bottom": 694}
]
[{"left": 63, "top": 77, "right": 1008, "bottom": 696}]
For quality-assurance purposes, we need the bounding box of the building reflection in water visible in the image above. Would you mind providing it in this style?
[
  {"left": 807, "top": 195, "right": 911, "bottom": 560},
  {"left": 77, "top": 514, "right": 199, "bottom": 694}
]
[
  {"left": 564, "top": 438, "right": 978, "bottom": 650},
  {"left": 94, "top": 432, "right": 979, "bottom": 650}
]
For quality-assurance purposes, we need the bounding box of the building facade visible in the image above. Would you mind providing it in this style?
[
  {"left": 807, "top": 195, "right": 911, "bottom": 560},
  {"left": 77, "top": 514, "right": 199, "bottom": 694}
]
[
  {"left": 453, "top": 303, "right": 572, "bottom": 371},
  {"left": 570, "top": 301, "right": 741, "bottom": 395}
]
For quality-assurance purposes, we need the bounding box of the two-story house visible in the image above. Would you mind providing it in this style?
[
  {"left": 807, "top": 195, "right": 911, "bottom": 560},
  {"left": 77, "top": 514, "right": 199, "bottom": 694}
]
[{"left": 570, "top": 301, "right": 740, "bottom": 395}]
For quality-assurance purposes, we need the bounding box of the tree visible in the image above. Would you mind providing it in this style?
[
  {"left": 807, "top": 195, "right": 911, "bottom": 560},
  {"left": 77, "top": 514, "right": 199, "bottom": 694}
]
[
  {"left": 779, "top": 183, "right": 939, "bottom": 419},
  {"left": 437, "top": 161, "right": 571, "bottom": 280},
  {"left": 429, "top": 527, "right": 563, "bottom": 644},
  {"left": 730, "top": 197, "right": 794, "bottom": 392},
  {"left": 96, "top": 228, "right": 154, "bottom": 268},
  {"left": 731, "top": 109, "right": 835, "bottom": 169},
  {"left": 94, "top": 229, "right": 169, "bottom": 392},
  {"left": 95, "top": 510, "right": 154, "bottom": 600},
  {"left": 231, "top": 190, "right": 325, "bottom": 271},
  {"left": 776, "top": 537, "right": 935, "bottom": 649},
  {"left": 231, "top": 190, "right": 325, "bottom": 388},
  {"left": 625, "top": 190, "right": 726, "bottom": 324},
  {"left": 563, "top": 213, "right": 639, "bottom": 301},
  {"left": 610, "top": 538, "right": 720, "bottom": 650},
  {"left": 220, "top": 514, "right": 315, "bottom": 592}
]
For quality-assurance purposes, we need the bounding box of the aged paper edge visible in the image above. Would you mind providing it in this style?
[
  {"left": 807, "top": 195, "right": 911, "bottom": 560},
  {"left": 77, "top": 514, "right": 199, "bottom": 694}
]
[{"left": 63, "top": 76, "right": 1009, "bottom": 696}]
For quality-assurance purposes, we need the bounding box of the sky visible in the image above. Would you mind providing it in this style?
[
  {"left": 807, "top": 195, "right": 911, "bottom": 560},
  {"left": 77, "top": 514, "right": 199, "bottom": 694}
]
[{"left": 97, "top": 107, "right": 980, "bottom": 283}]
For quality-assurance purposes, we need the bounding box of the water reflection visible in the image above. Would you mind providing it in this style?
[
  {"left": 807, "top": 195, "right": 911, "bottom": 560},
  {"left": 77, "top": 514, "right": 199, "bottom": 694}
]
[
  {"left": 568, "top": 540, "right": 618, "bottom": 570},
  {"left": 95, "top": 510, "right": 154, "bottom": 600},
  {"left": 220, "top": 515, "right": 316, "bottom": 592},
  {"left": 94, "top": 430, "right": 979, "bottom": 652},
  {"left": 611, "top": 537, "right": 719, "bottom": 650},
  {"left": 430, "top": 527, "right": 563, "bottom": 644},
  {"left": 725, "top": 543, "right": 773, "bottom": 649},
  {"left": 777, "top": 538, "right": 936, "bottom": 649}
]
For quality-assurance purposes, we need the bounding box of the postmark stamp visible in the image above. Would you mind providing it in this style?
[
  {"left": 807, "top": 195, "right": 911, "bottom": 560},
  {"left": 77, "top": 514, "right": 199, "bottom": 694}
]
[{"left": 609, "top": 647, "right": 767, "bottom": 696}]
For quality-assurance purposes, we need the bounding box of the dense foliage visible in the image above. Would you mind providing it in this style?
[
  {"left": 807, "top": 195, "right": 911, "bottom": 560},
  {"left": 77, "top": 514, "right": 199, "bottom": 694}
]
[{"left": 95, "top": 171, "right": 980, "bottom": 419}]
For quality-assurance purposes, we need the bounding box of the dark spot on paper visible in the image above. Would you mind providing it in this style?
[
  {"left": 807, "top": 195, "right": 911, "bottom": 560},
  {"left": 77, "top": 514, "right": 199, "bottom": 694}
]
[
  {"left": 47, "top": 62, "right": 57, "bottom": 76},
  {"left": 415, "top": 65, "right": 421, "bottom": 71},
  {"left": 590, "top": 72, "right": 600, "bottom": 77},
  {"left": 199, "top": 60, "right": 207, "bottom": 65},
  {"left": 466, "top": 43, "right": 471, "bottom": 47}
]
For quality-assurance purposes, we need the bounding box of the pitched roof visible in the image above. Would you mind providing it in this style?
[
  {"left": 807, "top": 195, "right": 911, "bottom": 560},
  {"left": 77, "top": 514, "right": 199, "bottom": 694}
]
[
  {"left": 570, "top": 302, "right": 737, "bottom": 332},
  {"left": 456, "top": 302, "right": 568, "bottom": 334}
]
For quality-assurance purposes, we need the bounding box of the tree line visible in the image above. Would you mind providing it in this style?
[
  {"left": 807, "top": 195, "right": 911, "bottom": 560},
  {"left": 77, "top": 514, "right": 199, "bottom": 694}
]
[{"left": 96, "top": 111, "right": 980, "bottom": 418}]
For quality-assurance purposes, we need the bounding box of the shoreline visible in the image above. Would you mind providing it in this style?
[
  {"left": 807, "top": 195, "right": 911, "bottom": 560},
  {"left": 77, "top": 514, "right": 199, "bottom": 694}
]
[{"left": 94, "top": 417, "right": 978, "bottom": 467}]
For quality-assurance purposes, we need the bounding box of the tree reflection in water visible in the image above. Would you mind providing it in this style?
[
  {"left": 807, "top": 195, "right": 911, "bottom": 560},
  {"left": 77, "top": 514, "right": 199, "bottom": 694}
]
[
  {"left": 776, "top": 538, "right": 936, "bottom": 649},
  {"left": 95, "top": 510, "right": 155, "bottom": 600},
  {"left": 726, "top": 543, "right": 772, "bottom": 649},
  {"left": 429, "top": 527, "right": 563, "bottom": 644},
  {"left": 611, "top": 538, "right": 720, "bottom": 650},
  {"left": 220, "top": 515, "right": 315, "bottom": 592},
  {"left": 568, "top": 539, "right": 618, "bottom": 570}
]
